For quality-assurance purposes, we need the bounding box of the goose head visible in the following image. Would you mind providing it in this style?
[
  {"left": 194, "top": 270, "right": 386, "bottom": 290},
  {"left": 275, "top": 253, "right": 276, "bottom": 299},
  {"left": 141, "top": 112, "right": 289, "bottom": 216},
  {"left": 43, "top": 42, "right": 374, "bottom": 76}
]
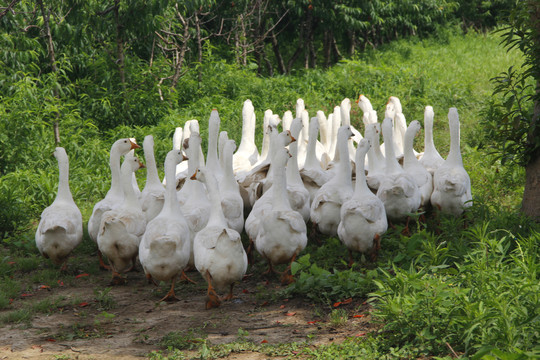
[{"left": 356, "top": 94, "right": 373, "bottom": 113}]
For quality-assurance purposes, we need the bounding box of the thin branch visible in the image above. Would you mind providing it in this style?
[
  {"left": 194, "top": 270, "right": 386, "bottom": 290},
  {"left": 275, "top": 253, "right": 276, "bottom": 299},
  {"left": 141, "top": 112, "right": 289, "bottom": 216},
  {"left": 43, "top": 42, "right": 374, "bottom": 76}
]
[{"left": 0, "top": 0, "right": 19, "bottom": 19}]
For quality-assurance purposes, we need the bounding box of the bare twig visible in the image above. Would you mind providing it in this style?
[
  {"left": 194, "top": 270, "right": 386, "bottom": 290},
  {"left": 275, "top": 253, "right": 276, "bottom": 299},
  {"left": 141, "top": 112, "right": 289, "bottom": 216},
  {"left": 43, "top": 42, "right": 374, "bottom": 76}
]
[
  {"left": 0, "top": 0, "right": 19, "bottom": 19},
  {"left": 446, "top": 342, "right": 459, "bottom": 358}
]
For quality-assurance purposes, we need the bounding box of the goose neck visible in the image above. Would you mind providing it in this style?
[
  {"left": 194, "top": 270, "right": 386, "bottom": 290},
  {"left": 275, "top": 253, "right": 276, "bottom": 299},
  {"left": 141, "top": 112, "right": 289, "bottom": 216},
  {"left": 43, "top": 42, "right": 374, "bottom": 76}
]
[
  {"left": 354, "top": 150, "right": 370, "bottom": 196},
  {"left": 272, "top": 160, "right": 291, "bottom": 211},
  {"left": 286, "top": 141, "right": 302, "bottom": 185},
  {"left": 121, "top": 168, "right": 139, "bottom": 209},
  {"left": 205, "top": 173, "right": 228, "bottom": 227},
  {"left": 403, "top": 126, "right": 418, "bottom": 167},
  {"left": 55, "top": 155, "right": 74, "bottom": 203},
  {"left": 336, "top": 135, "right": 352, "bottom": 186},
  {"left": 144, "top": 142, "right": 162, "bottom": 186},
  {"left": 304, "top": 122, "right": 320, "bottom": 169},
  {"left": 447, "top": 120, "right": 462, "bottom": 165},
  {"left": 383, "top": 120, "right": 402, "bottom": 173},
  {"left": 109, "top": 147, "right": 123, "bottom": 196}
]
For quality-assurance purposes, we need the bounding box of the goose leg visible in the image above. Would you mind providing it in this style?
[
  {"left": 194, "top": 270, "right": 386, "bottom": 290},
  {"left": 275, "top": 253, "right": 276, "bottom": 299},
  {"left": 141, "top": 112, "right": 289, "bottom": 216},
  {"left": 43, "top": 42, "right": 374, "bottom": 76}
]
[
  {"left": 146, "top": 273, "right": 159, "bottom": 286},
  {"left": 348, "top": 249, "right": 355, "bottom": 268},
  {"left": 280, "top": 254, "right": 297, "bottom": 285},
  {"left": 262, "top": 261, "right": 277, "bottom": 275},
  {"left": 180, "top": 270, "right": 197, "bottom": 284},
  {"left": 160, "top": 277, "right": 180, "bottom": 302},
  {"left": 370, "top": 234, "right": 381, "bottom": 262},
  {"left": 246, "top": 238, "right": 255, "bottom": 265},
  {"left": 110, "top": 269, "right": 127, "bottom": 285},
  {"left": 98, "top": 250, "right": 111, "bottom": 271},
  {"left": 205, "top": 271, "right": 221, "bottom": 309},
  {"left": 222, "top": 283, "right": 235, "bottom": 301}
]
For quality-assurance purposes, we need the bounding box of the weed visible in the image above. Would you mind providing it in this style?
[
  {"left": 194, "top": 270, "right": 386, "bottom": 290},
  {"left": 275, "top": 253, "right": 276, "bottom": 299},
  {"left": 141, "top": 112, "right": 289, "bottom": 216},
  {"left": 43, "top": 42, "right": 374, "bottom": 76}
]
[
  {"left": 94, "top": 287, "right": 116, "bottom": 310},
  {"left": 159, "top": 328, "right": 208, "bottom": 351},
  {"left": 237, "top": 327, "right": 249, "bottom": 342},
  {"left": 17, "top": 256, "right": 40, "bottom": 273},
  {"left": 328, "top": 309, "right": 349, "bottom": 328},
  {"left": 0, "top": 309, "right": 31, "bottom": 325}
]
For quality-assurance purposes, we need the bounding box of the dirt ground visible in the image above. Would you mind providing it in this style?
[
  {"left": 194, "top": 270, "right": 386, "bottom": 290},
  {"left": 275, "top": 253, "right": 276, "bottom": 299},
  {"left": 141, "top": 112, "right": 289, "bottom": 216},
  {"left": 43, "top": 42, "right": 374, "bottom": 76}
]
[{"left": 0, "top": 260, "right": 377, "bottom": 360}]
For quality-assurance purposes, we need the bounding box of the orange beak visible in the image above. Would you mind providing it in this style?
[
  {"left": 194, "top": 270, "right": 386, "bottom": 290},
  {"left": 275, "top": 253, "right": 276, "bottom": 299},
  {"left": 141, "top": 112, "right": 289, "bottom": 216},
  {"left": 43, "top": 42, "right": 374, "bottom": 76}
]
[
  {"left": 139, "top": 160, "right": 146, "bottom": 169},
  {"left": 190, "top": 171, "right": 197, "bottom": 180},
  {"left": 130, "top": 140, "right": 140, "bottom": 150},
  {"left": 291, "top": 135, "right": 296, "bottom": 142}
]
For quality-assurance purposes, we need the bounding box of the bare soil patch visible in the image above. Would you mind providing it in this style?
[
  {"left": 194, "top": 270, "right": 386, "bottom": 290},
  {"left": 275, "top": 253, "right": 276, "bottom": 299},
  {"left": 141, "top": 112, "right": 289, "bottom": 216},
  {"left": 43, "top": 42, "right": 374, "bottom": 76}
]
[{"left": 0, "top": 256, "right": 376, "bottom": 359}]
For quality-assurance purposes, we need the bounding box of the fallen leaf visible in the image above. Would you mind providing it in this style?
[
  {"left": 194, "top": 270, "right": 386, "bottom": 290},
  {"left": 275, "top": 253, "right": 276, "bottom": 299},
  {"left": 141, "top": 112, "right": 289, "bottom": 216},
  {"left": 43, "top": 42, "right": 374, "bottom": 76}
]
[
  {"left": 57, "top": 280, "right": 64, "bottom": 286},
  {"left": 260, "top": 301, "right": 269, "bottom": 307},
  {"left": 279, "top": 305, "right": 286, "bottom": 309},
  {"left": 7, "top": 261, "right": 15, "bottom": 265},
  {"left": 46, "top": 338, "right": 56, "bottom": 342},
  {"left": 78, "top": 302, "right": 90, "bottom": 307},
  {"left": 21, "top": 293, "right": 33, "bottom": 297},
  {"left": 38, "top": 285, "right": 50, "bottom": 290},
  {"left": 356, "top": 332, "right": 366, "bottom": 337},
  {"left": 275, "top": 320, "right": 281, "bottom": 324},
  {"left": 342, "top": 298, "right": 353, "bottom": 305},
  {"left": 353, "top": 314, "right": 365, "bottom": 318},
  {"left": 242, "top": 289, "right": 249, "bottom": 294},
  {"left": 75, "top": 273, "right": 89, "bottom": 279},
  {"left": 285, "top": 312, "right": 296, "bottom": 316},
  {"left": 9, "top": 299, "right": 13, "bottom": 304},
  {"left": 307, "top": 320, "right": 320, "bottom": 324},
  {"left": 283, "top": 298, "right": 289, "bottom": 302},
  {"left": 261, "top": 340, "right": 268, "bottom": 343},
  {"left": 292, "top": 351, "right": 298, "bottom": 355},
  {"left": 333, "top": 302, "right": 341, "bottom": 307}
]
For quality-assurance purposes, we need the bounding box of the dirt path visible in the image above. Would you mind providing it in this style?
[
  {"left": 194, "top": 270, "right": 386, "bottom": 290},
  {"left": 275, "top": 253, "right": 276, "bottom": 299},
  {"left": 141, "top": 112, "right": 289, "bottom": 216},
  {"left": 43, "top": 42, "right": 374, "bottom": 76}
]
[{"left": 0, "top": 264, "right": 376, "bottom": 359}]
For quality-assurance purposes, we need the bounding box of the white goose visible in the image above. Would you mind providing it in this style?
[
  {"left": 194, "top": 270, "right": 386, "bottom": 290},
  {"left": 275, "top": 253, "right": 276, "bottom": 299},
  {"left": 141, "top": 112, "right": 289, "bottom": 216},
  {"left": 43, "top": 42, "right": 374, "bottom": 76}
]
[
  {"left": 98, "top": 155, "right": 146, "bottom": 284},
  {"left": 376, "top": 117, "right": 421, "bottom": 224},
  {"left": 244, "top": 130, "right": 296, "bottom": 257},
  {"left": 282, "top": 110, "right": 293, "bottom": 132},
  {"left": 233, "top": 99, "right": 259, "bottom": 177},
  {"left": 88, "top": 138, "right": 139, "bottom": 269},
  {"left": 255, "top": 147, "right": 307, "bottom": 284},
  {"left": 300, "top": 117, "right": 332, "bottom": 203},
  {"left": 177, "top": 132, "right": 211, "bottom": 234},
  {"left": 338, "top": 139, "right": 387, "bottom": 265},
  {"left": 341, "top": 98, "right": 361, "bottom": 163},
  {"left": 327, "top": 106, "right": 342, "bottom": 161},
  {"left": 284, "top": 118, "right": 311, "bottom": 222},
  {"left": 317, "top": 111, "right": 332, "bottom": 168},
  {"left": 310, "top": 125, "right": 354, "bottom": 236},
  {"left": 403, "top": 120, "right": 433, "bottom": 208},
  {"left": 419, "top": 106, "right": 445, "bottom": 175},
  {"left": 431, "top": 108, "right": 472, "bottom": 216},
  {"left": 192, "top": 167, "right": 248, "bottom": 309},
  {"left": 219, "top": 139, "right": 244, "bottom": 234},
  {"left": 139, "top": 149, "right": 192, "bottom": 302},
  {"left": 162, "top": 126, "right": 185, "bottom": 185},
  {"left": 365, "top": 123, "right": 386, "bottom": 191},
  {"left": 141, "top": 135, "right": 166, "bottom": 222},
  {"left": 206, "top": 110, "right": 223, "bottom": 183},
  {"left": 35, "top": 147, "right": 83, "bottom": 270}
]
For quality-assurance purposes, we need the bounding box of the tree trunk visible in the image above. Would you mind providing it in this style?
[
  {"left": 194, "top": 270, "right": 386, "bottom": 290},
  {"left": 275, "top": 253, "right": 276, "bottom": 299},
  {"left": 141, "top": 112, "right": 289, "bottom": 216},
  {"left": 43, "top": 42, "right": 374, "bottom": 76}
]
[
  {"left": 522, "top": 153, "right": 540, "bottom": 220},
  {"left": 113, "top": 0, "right": 126, "bottom": 91},
  {"left": 37, "top": 0, "right": 60, "bottom": 145},
  {"left": 522, "top": 1, "right": 540, "bottom": 220},
  {"left": 348, "top": 30, "right": 355, "bottom": 56},
  {"left": 195, "top": 12, "right": 203, "bottom": 85},
  {"left": 270, "top": 31, "right": 286, "bottom": 74},
  {"left": 323, "top": 30, "right": 331, "bottom": 68}
]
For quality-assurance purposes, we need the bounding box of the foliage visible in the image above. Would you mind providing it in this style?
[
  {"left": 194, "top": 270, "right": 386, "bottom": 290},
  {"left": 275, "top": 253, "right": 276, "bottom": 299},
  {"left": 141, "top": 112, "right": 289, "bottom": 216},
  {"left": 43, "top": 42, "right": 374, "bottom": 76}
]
[
  {"left": 370, "top": 226, "right": 539, "bottom": 357},
  {"left": 282, "top": 252, "right": 377, "bottom": 304},
  {"left": 482, "top": 2, "right": 540, "bottom": 166}
]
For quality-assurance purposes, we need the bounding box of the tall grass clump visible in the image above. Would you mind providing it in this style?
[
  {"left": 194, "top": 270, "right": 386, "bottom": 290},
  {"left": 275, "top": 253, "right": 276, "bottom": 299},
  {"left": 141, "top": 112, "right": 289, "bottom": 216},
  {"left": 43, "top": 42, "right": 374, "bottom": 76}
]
[{"left": 370, "top": 223, "right": 539, "bottom": 357}]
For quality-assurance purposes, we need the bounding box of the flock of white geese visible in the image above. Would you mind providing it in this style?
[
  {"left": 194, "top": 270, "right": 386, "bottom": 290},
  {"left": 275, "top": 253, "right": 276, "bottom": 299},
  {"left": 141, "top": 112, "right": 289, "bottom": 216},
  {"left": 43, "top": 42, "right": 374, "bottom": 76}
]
[{"left": 35, "top": 95, "right": 472, "bottom": 308}]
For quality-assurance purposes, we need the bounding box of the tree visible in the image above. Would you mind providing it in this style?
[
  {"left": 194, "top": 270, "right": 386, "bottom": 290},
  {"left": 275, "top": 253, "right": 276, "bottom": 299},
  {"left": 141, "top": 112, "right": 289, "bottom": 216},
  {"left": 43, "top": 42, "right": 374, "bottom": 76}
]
[{"left": 488, "top": 1, "right": 540, "bottom": 220}]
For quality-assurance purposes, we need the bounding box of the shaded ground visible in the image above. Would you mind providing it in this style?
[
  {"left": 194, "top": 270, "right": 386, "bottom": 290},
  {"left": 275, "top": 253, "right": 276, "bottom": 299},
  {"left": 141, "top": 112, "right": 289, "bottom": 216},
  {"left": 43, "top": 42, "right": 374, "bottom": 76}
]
[{"left": 0, "top": 252, "right": 377, "bottom": 359}]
